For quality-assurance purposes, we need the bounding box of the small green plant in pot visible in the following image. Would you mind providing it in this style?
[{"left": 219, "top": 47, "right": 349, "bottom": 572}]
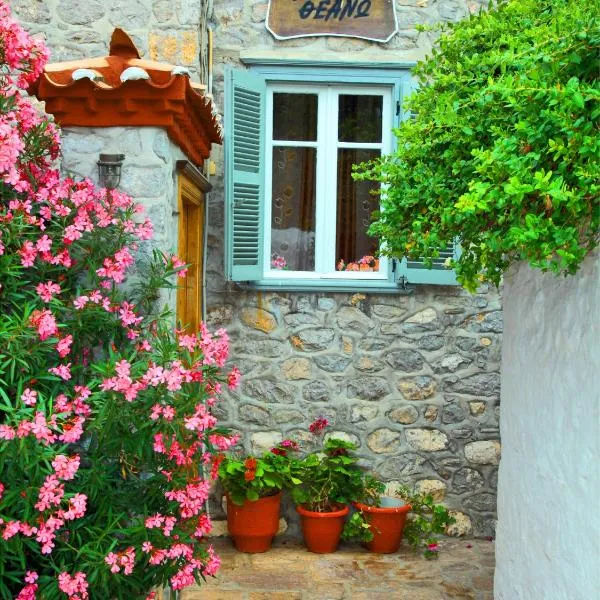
[
  {"left": 218, "top": 440, "right": 298, "bottom": 553},
  {"left": 343, "top": 479, "right": 454, "bottom": 557},
  {"left": 290, "top": 418, "right": 366, "bottom": 553}
]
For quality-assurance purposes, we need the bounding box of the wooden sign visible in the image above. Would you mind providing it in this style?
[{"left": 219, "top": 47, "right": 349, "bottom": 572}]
[{"left": 266, "top": 0, "right": 398, "bottom": 43}]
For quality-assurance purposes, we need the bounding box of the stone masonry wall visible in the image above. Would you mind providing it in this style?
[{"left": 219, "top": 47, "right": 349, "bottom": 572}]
[
  {"left": 204, "top": 0, "right": 501, "bottom": 537},
  {"left": 12, "top": 0, "right": 209, "bottom": 81}
]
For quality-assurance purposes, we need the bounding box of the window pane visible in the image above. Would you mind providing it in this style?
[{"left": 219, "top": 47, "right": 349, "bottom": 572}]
[
  {"left": 271, "top": 146, "right": 316, "bottom": 271},
  {"left": 338, "top": 95, "right": 383, "bottom": 143},
  {"left": 273, "top": 93, "right": 318, "bottom": 141},
  {"left": 336, "top": 149, "right": 380, "bottom": 271}
]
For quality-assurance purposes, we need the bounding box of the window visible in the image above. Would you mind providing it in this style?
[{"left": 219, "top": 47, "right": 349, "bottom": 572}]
[{"left": 225, "top": 64, "right": 458, "bottom": 290}]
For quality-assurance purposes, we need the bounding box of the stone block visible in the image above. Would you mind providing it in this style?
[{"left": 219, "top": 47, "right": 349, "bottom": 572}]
[
  {"left": 317, "top": 297, "right": 336, "bottom": 311},
  {"left": 351, "top": 404, "right": 379, "bottom": 424},
  {"left": 405, "top": 308, "right": 437, "bottom": 324},
  {"left": 250, "top": 431, "right": 283, "bottom": 453},
  {"left": 243, "top": 378, "right": 295, "bottom": 404},
  {"left": 446, "top": 511, "right": 473, "bottom": 536},
  {"left": 283, "top": 312, "right": 319, "bottom": 328},
  {"left": 415, "top": 479, "right": 447, "bottom": 502},
  {"left": 239, "top": 403, "right": 271, "bottom": 425},
  {"left": 463, "top": 492, "right": 496, "bottom": 512},
  {"left": 336, "top": 306, "right": 374, "bottom": 333},
  {"left": 452, "top": 467, "right": 485, "bottom": 494},
  {"left": 12, "top": 0, "right": 52, "bottom": 23},
  {"left": 354, "top": 355, "right": 385, "bottom": 372},
  {"left": 367, "top": 428, "right": 402, "bottom": 454},
  {"left": 417, "top": 335, "right": 446, "bottom": 351},
  {"left": 386, "top": 348, "right": 425, "bottom": 372},
  {"left": 388, "top": 405, "right": 419, "bottom": 425},
  {"left": 405, "top": 428, "right": 448, "bottom": 451},
  {"left": 372, "top": 303, "right": 408, "bottom": 319},
  {"left": 241, "top": 307, "right": 277, "bottom": 333},
  {"left": 397, "top": 376, "right": 437, "bottom": 400},
  {"left": 348, "top": 376, "right": 390, "bottom": 401},
  {"left": 442, "top": 399, "right": 467, "bottom": 424},
  {"left": 302, "top": 380, "right": 329, "bottom": 403},
  {"left": 469, "top": 401, "right": 486, "bottom": 416},
  {"left": 57, "top": 0, "right": 105, "bottom": 25},
  {"left": 314, "top": 354, "right": 352, "bottom": 373},
  {"left": 107, "top": 0, "right": 151, "bottom": 29},
  {"left": 243, "top": 337, "right": 287, "bottom": 358},
  {"left": 444, "top": 373, "right": 501, "bottom": 396},
  {"left": 281, "top": 357, "right": 312, "bottom": 380},
  {"left": 377, "top": 452, "right": 429, "bottom": 479},
  {"left": 293, "top": 327, "right": 335, "bottom": 352},
  {"left": 433, "top": 353, "right": 472, "bottom": 373},
  {"left": 325, "top": 431, "right": 360, "bottom": 447},
  {"left": 464, "top": 440, "right": 501, "bottom": 465},
  {"left": 424, "top": 406, "right": 438, "bottom": 422}
]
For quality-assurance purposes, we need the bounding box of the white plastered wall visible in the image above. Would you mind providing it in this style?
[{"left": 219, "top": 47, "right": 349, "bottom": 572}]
[{"left": 495, "top": 253, "right": 600, "bottom": 599}]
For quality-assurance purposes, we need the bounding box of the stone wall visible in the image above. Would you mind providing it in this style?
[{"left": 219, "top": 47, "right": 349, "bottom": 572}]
[
  {"left": 495, "top": 256, "right": 600, "bottom": 598},
  {"left": 204, "top": 0, "right": 501, "bottom": 536},
  {"left": 12, "top": 0, "right": 209, "bottom": 81}
]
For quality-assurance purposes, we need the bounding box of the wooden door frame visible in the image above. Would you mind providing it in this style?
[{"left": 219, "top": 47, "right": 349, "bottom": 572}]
[{"left": 176, "top": 160, "right": 211, "bottom": 331}]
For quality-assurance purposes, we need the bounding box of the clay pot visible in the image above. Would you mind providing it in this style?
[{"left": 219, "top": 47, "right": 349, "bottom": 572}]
[
  {"left": 353, "top": 497, "right": 411, "bottom": 553},
  {"left": 296, "top": 503, "right": 349, "bottom": 553},
  {"left": 226, "top": 492, "right": 281, "bottom": 553}
]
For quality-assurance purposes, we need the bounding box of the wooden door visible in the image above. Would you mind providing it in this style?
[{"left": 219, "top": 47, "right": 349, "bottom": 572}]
[{"left": 177, "top": 173, "right": 205, "bottom": 332}]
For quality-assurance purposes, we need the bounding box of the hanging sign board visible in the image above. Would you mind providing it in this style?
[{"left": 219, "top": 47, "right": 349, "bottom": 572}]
[{"left": 266, "top": 0, "right": 398, "bottom": 43}]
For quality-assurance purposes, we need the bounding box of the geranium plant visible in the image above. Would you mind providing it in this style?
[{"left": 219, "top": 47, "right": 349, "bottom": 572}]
[
  {"left": 289, "top": 419, "right": 365, "bottom": 513},
  {"left": 0, "top": 4, "right": 239, "bottom": 597},
  {"left": 218, "top": 440, "right": 299, "bottom": 506}
]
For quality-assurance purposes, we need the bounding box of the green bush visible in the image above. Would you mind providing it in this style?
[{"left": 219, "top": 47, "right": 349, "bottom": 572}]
[{"left": 357, "top": 0, "right": 599, "bottom": 291}]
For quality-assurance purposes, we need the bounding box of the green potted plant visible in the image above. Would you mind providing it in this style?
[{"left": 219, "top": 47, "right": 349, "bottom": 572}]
[
  {"left": 219, "top": 440, "right": 297, "bottom": 553},
  {"left": 343, "top": 480, "right": 454, "bottom": 557},
  {"left": 290, "top": 418, "right": 365, "bottom": 553}
]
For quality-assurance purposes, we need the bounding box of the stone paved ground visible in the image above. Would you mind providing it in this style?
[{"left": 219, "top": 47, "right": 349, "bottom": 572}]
[{"left": 181, "top": 537, "right": 495, "bottom": 600}]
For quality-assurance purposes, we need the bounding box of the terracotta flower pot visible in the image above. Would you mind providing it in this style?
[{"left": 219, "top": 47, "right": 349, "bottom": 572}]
[
  {"left": 226, "top": 491, "right": 281, "bottom": 553},
  {"left": 353, "top": 497, "right": 411, "bottom": 554},
  {"left": 296, "top": 503, "right": 349, "bottom": 553}
]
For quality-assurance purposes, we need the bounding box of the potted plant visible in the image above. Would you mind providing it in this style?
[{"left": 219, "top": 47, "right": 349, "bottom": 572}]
[
  {"left": 343, "top": 480, "right": 454, "bottom": 557},
  {"left": 219, "top": 440, "right": 297, "bottom": 552},
  {"left": 289, "top": 418, "right": 365, "bottom": 553}
]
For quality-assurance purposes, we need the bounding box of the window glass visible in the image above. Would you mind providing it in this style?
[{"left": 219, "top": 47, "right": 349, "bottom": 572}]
[
  {"left": 336, "top": 148, "right": 381, "bottom": 271},
  {"left": 273, "top": 93, "right": 318, "bottom": 141},
  {"left": 338, "top": 95, "right": 383, "bottom": 143},
  {"left": 271, "top": 146, "right": 316, "bottom": 271}
]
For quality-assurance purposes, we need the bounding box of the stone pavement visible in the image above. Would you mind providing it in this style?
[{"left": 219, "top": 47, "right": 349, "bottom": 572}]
[{"left": 182, "top": 537, "right": 495, "bottom": 600}]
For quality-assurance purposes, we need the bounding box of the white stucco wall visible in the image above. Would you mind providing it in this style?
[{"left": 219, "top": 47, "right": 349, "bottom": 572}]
[{"left": 495, "top": 254, "right": 600, "bottom": 599}]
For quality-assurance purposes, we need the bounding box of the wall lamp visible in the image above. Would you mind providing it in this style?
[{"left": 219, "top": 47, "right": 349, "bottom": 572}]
[{"left": 97, "top": 153, "right": 125, "bottom": 189}]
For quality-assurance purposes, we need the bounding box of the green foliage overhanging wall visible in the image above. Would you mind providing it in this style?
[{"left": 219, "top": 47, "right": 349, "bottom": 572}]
[{"left": 356, "top": 0, "right": 599, "bottom": 291}]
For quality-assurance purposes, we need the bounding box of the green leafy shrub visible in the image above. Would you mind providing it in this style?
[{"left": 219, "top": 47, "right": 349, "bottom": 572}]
[{"left": 356, "top": 0, "right": 599, "bottom": 291}]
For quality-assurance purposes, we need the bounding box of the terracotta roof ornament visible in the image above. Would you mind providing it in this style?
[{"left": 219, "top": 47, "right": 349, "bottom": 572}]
[{"left": 30, "top": 29, "right": 222, "bottom": 166}]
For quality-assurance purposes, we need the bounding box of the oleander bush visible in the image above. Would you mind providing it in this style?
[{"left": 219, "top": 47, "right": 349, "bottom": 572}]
[{"left": 0, "top": 3, "right": 240, "bottom": 598}]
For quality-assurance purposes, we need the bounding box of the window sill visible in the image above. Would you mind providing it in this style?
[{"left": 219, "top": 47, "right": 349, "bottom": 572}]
[{"left": 235, "top": 279, "right": 415, "bottom": 294}]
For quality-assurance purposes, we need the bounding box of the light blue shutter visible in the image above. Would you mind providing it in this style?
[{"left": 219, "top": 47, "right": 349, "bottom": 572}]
[
  {"left": 397, "top": 242, "right": 460, "bottom": 285},
  {"left": 225, "top": 68, "right": 266, "bottom": 281}
]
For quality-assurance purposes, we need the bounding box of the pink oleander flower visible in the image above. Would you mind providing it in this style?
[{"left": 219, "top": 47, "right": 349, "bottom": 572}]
[
  {"left": 56, "top": 334, "right": 73, "bottom": 358},
  {"left": 48, "top": 363, "right": 71, "bottom": 380},
  {"left": 36, "top": 280, "right": 61, "bottom": 302},
  {"left": 227, "top": 366, "right": 241, "bottom": 390},
  {"left": 21, "top": 388, "right": 37, "bottom": 406},
  {"left": 57, "top": 571, "right": 89, "bottom": 599},
  {"left": 29, "top": 309, "right": 58, "bottom": 341},
  {"left": 52, "top": 454, "right": 80, "bottom": 480}
]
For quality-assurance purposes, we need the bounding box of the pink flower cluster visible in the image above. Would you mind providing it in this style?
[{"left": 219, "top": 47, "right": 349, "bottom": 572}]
[
  {"left": 57, "top": 572, "right": 89, "bottom": 600},
  {"left": 105, "top": 547, "right": 136, "bottom": 575}
]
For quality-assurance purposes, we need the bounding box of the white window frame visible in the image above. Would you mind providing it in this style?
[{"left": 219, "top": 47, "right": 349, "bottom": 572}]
[{"left": 263, "top": 82, "right": 393, "bottom": 282}]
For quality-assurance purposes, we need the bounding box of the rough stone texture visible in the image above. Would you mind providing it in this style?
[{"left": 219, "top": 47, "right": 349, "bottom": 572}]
[
  {"left": 465, "top": 441, "right": 501, "bottom": 465},
  {"left": 397, "top": 376, "right": 437, "bottom": 400},
  {"left": 20, "top": 0, "right": 206, "bottom": 78},
  {"left": 496, "top": 257, "right": 599, "bottom": 600},
  {"left": 406, "top": 429, "right": 449, "bottom": 452},
  {"left": 415, "top": 478, "right": 447, "bottom": 502},
  {"left": 367, "top": 428, "right": 403, "bottom": 454}
]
